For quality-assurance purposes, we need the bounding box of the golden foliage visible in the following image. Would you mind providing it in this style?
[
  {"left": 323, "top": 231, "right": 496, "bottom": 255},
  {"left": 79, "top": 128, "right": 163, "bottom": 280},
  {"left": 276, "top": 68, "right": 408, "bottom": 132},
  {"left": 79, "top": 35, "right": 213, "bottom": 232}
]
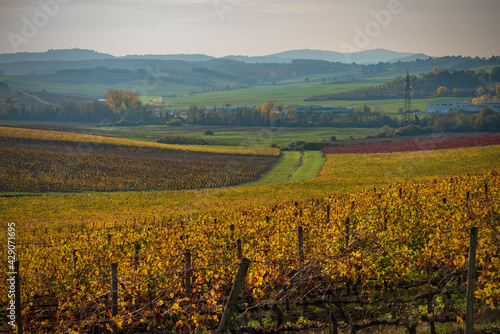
[{"left": 1, "top": 171, "right": 499, "bottom": 332}]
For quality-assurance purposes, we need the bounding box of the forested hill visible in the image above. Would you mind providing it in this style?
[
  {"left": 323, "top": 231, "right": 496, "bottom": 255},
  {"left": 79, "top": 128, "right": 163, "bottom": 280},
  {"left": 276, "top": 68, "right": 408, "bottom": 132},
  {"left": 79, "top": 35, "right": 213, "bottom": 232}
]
[{"left": 306, "top": 67, "right": 500, "bottom": 101}]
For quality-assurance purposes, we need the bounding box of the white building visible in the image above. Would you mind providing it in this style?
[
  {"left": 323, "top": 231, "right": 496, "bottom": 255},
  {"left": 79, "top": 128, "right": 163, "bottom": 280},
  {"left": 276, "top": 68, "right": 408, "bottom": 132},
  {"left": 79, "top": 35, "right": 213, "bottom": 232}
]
[
  {"left": 286, "top": 105, "right": 353, "bottom": 115},
  {"left": 427, "top": 100, "right": 500, "bottom": 114}
]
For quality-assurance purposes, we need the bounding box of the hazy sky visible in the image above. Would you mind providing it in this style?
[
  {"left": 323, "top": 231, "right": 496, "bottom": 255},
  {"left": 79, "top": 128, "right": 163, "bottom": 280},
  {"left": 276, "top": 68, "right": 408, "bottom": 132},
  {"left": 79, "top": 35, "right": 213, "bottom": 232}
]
[{"left": 1, "top": 0, "right": 499, "bottom": 57}]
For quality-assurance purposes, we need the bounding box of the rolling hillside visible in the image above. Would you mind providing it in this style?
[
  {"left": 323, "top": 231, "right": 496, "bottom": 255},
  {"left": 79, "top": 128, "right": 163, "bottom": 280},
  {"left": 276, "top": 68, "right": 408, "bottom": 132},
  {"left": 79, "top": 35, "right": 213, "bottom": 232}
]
[{"left": 0, "top": 49, "right": 498, "bottom": 109}]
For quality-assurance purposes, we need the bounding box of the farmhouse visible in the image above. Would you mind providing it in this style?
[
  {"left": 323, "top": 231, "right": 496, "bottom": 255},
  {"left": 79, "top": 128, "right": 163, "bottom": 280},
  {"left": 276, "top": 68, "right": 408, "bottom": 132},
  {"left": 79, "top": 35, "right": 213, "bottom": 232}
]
[
  {"left": 203, "top": 105, "right": 256, "bottom": 114},
  {"left": 427, "top": 100, "right": 500, "bottom": 114},
  {"left": 152, "top": 108, "right": 187, "bottom": 118},
  {"left": 285, "top": 105, "right": 353, "bottom": 116}
]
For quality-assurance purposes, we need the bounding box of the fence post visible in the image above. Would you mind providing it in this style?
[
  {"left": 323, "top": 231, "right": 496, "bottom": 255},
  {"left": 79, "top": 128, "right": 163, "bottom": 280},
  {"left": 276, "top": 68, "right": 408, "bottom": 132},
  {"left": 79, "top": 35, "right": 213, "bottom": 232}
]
[
  {"left": 230, "top": 224, "right": 235, "bottom": 241},
  {"left": 326, "top": 204, "right": 331, "bottom": 223},
  {"left": 236, "top": 239, "right": 243, "bottom": 260},
  {"left": 111, "top": 263, "right": 118, "bottom": 317},
  {"left": 345, "top": 217, "right": 350, "bottom": 250},
  {"left": 392, "top": 275, "right": 398, "bottom": 319},
  {"left": 236, "top": 238, "right": 245, "bottom": 326},
  {"left": 328, "top": 296, "right": 337, "bottom": 334},
  {"left": 217, "top": 258, "right": 251, "bottom": 334},
  {"left": 465, "top": 227, "right": 478, "bottom": 334},
  {"left": 427, "top": 296, "right": 436, "bottom": 334},
  {"left": 14, "top": 261, "right": 23, "bottom": 334},
  {"left": 73, "top": 250, "right": 78, "bottom": 271},
  {"left": 134, "top": 243, "right": 141, "bottom": 270},
  {"left": 185, "top": 250, "right": 192, "bottom": 298},
  {"left": 298, "top": 226, "right": 304, "bottom": 263}
]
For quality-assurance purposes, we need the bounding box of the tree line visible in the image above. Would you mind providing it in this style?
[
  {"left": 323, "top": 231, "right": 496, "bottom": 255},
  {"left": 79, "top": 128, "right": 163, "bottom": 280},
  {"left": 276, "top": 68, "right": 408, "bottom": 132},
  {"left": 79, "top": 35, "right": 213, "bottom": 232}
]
[
  {"left": 0, "top": 89, "right": 154, "bottom": 123},
  {"left": 306, "top": 67, "right": 500, "bottom": 101},
  {"left": 1, "top": 90, "right": 499, "bottom": 133}
]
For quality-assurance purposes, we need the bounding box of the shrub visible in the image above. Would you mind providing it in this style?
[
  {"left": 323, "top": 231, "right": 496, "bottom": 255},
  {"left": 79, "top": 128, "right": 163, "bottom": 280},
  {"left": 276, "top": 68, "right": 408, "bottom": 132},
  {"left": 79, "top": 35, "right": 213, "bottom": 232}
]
[
  {"left": 288, "top": 141, "right": 337, "bottom": 151},
  {"left": 394, "top": 124, "right": 429, "bottom": 136},
  {"left": 166, "top": 118, "right": 183, "bottom": 127},
  {"left": 374, "top": 125, "right": 395, "bottom": 138}
]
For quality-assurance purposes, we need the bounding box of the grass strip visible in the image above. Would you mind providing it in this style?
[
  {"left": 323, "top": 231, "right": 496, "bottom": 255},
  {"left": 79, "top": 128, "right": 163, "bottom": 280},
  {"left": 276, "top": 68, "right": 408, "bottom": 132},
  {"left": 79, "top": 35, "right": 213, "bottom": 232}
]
[
  {"left": 289, "top": 151, "right": 325, "bottom": 182},
  {"left": 243, "top": 151, "right": 302, "bottom": 186}
]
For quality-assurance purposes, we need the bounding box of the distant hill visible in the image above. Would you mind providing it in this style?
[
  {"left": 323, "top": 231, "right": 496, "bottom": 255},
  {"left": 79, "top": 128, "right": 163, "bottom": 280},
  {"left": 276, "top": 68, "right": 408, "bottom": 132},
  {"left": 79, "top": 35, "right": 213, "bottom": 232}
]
[
  {"left": 0, "top": 48, "right": 114, "bottom": 64},
  {"left": 388, "top": 53, "right": 430, "bottom": 63},
  {"left": 343, "top": 49, "right": 429, "bottom": 64},
  {"left": 119, "top": 54, "right": 215, "bottom": 62},
  {"left": 230, "top": 49, "right": 431, "bottom": 64},
  {"left": 0, "top": 48, "right": 429, "bottom": 65},
  {"left": 223, "top": 55, "right": 291, "bottom": 64}
]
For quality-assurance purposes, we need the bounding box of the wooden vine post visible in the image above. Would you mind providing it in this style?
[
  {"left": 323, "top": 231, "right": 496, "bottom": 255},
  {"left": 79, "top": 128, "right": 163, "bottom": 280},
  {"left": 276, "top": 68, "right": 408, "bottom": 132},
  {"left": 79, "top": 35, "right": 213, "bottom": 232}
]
[
  {"left": 298, "top": 225, "right": 304, "bottom": 264},
  {"left": 185, "top": 250, "right": 192, "bottom": 298},
  {"left": 111, "top": 263, "right": 118, "bottom": 317},
  {"left": 14, "top": 261, "right": 23, "bottom": 334},
  {"left": 217, "top": 258, "right": 251, "bottom": 334},
  {"left": 236, "top": 239, "right": 243, "bottom": 260},
  {"left": 328, "top": 296, "right": 338, "bottom": 334},
  {"left": 465, "top": 227, "right": 478, "bottom": 334}
]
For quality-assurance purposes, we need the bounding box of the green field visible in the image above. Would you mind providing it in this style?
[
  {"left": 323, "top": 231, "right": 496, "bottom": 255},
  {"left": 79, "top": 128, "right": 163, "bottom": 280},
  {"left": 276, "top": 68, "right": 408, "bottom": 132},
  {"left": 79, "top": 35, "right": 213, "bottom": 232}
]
[
  {"left": 1, "top": 73, "right": 474, "bottom": 114},
  {"left": 0, "top": 75, "right": 203, "bottom": 98},
  {"left": 289, "top": 151, "right": 325, "bottom": 182},
  {"left": 244, "top": 151, "right": 302, "bottom": 186},
  {"left": 469, "top": 65, "right": 499, "bottom": 73},
  {"left": 145, "top": 89, "right": 467, "bottom": 114},
  {"left": 144, "top": 79, "right": 388, "bottom": 108},
  {"left": 86, "top": 124, "right": 380, "bottom": 147},
  {"left": 0, "top": 75, "right": 395, "bottom": 109},
  {"left": 244, "top": 150, "right": 325, "bottom": 186}
]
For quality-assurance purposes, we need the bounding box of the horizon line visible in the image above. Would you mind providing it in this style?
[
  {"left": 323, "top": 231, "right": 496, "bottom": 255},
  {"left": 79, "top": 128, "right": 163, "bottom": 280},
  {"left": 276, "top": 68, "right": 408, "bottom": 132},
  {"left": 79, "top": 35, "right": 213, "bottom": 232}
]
[{"left": 0, "top": 47, "right": 444, "bottom": 59}]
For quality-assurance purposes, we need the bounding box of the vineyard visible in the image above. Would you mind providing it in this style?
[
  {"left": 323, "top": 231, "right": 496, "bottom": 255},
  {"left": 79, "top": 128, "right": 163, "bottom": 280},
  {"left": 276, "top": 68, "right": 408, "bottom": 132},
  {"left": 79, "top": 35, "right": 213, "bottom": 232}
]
[
  {"left": 0, "top": 129, "right": 280, "bottom": 192},
  {"left": 323, "top": 135, "right": 500, "bottom": 155},
  {"left": 0, "top": 126, "right": 279, "bottom": 156},
  {"left": 2, "top": 143, "right": 499, "bottom": 235},
  {"left": 1, "top": 171, "right": 499, "bottom": 333}
]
